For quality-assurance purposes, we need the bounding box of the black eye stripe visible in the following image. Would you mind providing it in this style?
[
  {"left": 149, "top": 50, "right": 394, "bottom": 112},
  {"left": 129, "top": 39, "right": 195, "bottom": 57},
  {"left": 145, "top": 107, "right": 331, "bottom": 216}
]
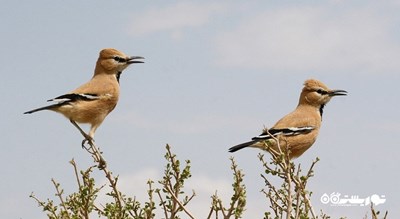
[
  {"left": 316, "top": 89, "right": 328, "bottom": 95},
  {"left": 113, "top": 56, "right": 126, "bottom": 63}
]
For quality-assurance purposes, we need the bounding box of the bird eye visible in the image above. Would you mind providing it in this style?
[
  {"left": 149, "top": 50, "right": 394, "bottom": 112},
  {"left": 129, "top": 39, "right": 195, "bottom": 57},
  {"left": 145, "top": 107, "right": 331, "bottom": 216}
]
[
  {"left": 113, "top": 56, "right": 126, "bottom": 63},
  {"left": 316, "top": 89, "right": 327, "bottom": 95}
]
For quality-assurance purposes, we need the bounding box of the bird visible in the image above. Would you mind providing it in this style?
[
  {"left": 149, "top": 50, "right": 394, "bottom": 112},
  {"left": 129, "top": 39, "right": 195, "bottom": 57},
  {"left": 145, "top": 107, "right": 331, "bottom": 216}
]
[
  {"left": 24, "top": 48, "right": 144, "bottom": 143},
  {"left": 229, "top": 79, "right": 347, "bottom": 159}
]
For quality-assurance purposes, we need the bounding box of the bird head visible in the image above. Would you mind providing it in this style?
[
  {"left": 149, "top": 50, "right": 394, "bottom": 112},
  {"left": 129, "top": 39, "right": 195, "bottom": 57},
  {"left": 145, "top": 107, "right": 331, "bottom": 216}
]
[
  {"left": 95, "top": 48, "right": 144, "bottom": 74},
  {"left": 299, "top": 79, "right": 347, "bottom": 107}
]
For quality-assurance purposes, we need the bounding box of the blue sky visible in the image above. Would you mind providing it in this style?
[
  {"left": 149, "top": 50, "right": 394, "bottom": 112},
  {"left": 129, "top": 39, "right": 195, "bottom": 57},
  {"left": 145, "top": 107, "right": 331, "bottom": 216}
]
[{"left": 1, "top": 1, "right": 399, "bottom": 218}]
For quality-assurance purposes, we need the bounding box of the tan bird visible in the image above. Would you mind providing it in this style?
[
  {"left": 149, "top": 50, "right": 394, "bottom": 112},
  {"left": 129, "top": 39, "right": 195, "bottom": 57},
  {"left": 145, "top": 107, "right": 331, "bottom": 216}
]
[
  {"left": 229, "top": 79, "right": 346, "bottom": 159},
  {"left": 24, "top": 48, "right": 144, "bottom": 142}
]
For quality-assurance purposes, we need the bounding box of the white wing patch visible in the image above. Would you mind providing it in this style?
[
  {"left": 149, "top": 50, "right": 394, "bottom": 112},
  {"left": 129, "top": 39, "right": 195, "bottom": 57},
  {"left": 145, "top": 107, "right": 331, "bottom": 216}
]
[
  {"left": 78, "top": 94, "right": 100, "bottom": 100},
  {"left": 253, "top": 126, "right": 315, "bottom": 140},
  {"left": 47, "top": 93, "right": 100, "bottom": 103}
]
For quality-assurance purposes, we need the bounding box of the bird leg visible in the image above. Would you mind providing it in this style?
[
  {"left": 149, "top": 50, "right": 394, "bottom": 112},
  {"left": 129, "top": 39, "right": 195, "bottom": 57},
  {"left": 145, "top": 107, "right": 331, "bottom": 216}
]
[
  {"left": 69, "top": 120, "right": 94, "bottom": 148},
  {"left": 69, "top": 120, "right": 106, "bottom": 169}
]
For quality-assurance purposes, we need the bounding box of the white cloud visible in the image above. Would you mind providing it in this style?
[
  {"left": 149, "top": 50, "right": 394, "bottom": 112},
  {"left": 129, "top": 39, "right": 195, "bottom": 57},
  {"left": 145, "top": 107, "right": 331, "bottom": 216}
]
[
  {"left": 129, "top": 2, "right": 225, "bottom": 37},
  {"left": 214, "top": 6, "right": 400, "bottom": 74}
]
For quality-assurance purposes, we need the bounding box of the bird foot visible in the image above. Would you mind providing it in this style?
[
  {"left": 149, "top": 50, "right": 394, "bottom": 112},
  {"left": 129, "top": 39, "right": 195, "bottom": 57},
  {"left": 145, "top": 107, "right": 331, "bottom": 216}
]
[{"left": 81, "top": 135, "right": 94, "bottom": 149}]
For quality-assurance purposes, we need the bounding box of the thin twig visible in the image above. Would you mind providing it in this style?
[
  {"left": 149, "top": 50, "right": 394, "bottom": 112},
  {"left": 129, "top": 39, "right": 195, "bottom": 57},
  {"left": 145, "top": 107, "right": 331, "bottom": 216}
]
[
  {"left": 167, "top": 146, "right": 180, "bottom": 217},
  {"left": 183, "top": 190, "right": 196, "bottom": 206},
  {"left": 164, "top": 185, "right": 196, "bottom": 219},
  {"left": 294, "top": 164, "right": 302, "bottom": 219},
  {"left": 266, "top": 128, "right": 294, "bottom": 219},
  {"left": 207, "top": 193, "right": 219, "bottom": 219},
  {"left": 262, "top": 189, "right": 284, "bottom": 215},
  {"left": 69, "top": 159, "right": 82, "bottom": 188},
  {"left": 383, "top": 210, "right": 388, "bottom": 219},
  {"left": 371, "top": 204, "right": 378, "bottom": 219},
  {"left": 284, "top": 157, "right": 292, "bottom": 219},
  {"left": 260, "top": 174, "right": 286, "bottom": 203},
  {"left": 51, "top": 178, "right": 71, "bottom": 219},
  {"left": 156, "top": 189, "right": 169, "bottom": 219},
  {"left": 71, "top": 122, "right": 123, "bottom": 216},
  {"left": 303, "top": 194, "right": 316, "bottom": 219},
  {"left": 303, "top": 159, "right": 319, "bottom": 218},
  {"left": 217, "top": 199, "right": 226, "bottom": 218},
  {"left": 30, "top": 193, "right": 59, "bottom": 218}
]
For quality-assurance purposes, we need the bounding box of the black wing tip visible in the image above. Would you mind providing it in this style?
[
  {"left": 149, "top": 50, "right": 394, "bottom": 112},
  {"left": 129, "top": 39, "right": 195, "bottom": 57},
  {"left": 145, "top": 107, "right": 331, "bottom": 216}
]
[
  {"left": 228, "top": 140, "right": 255, "bottom": 153},
  {"left": 24, "top": 109, "right": 40, "bottom": 114},
  {"left": 228, "top": 147, "right": 237, "bottom": 153},
  {"left": 24, "top": 109, "right": 39, "bottom": 114},
  {"left": 23, "top": 104, "right": 60, "bottom": 114}
]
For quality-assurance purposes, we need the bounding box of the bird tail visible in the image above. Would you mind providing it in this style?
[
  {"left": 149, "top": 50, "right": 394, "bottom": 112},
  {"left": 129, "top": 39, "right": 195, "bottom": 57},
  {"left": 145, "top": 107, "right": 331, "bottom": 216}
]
[
  {"left": 24, "top": 104, "right": 59, "bottom": 114},
  {"left": 229, "top": 140, "right": 256, "bottom": 152}
]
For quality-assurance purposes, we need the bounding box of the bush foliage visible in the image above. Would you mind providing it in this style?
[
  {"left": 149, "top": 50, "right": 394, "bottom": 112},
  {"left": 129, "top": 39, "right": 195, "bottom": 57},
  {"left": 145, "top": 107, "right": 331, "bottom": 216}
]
[{"left": 31, "top": 139, "right": 387, "bottom": 219}]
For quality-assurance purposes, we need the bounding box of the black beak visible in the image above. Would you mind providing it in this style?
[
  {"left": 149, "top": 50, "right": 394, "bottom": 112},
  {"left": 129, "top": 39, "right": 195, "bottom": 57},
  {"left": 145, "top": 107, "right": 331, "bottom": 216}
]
[
  {"left": 127, "top": 56, "right": 145, "bottom": 64},
  {"left": 329, "top": 89, "right": 347, "bottom": 96}
]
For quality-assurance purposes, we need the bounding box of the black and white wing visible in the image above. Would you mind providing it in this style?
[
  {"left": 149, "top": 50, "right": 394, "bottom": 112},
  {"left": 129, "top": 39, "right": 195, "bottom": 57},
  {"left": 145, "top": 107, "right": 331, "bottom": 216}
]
[{"left": 24, "top": 93, "right": 99, "bottom": 114}]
